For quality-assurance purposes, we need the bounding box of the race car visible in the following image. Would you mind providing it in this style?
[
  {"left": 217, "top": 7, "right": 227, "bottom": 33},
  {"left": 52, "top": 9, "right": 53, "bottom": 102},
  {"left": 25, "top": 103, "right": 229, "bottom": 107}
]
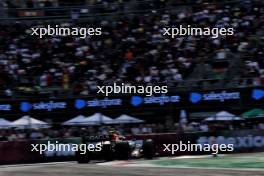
[{"left": 75, "top": 134, "right": 155, "bottom": 163}]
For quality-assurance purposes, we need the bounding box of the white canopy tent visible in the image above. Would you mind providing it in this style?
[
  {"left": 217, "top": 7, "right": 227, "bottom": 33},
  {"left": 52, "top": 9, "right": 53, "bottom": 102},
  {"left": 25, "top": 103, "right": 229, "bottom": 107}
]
[
  {"left": 11, "top": 115, "right": 50, "bottom": 129},
  {"left": 0, "top": 118, "right": 12, "bottom": 128},
  {"left": 204, "top": 111, "right": 242, "bottom": 121},
  {"left": 179, "top": 110, "right": 188, "bottom": 124},
  {"left": 113, "top": 114, "right": 144, "bottom": 124},
  {"left": 62, "top": 115, "right": 87, "bottom": 125},
  {"left": 79, "top": 113, "right": 114, "bottom": 125}
]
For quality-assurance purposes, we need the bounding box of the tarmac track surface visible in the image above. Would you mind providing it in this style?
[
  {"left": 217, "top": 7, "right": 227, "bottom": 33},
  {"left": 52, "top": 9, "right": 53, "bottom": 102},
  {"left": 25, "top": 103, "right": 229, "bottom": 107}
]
[{"left": 0, "top": 162, "right": 264, "bottom": 176}]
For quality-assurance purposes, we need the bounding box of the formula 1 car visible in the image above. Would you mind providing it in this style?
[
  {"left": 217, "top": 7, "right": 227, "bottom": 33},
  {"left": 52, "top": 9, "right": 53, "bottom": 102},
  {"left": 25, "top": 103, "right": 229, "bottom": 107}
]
[{"left": 75, "top": 135, "right": 155, "bottom": 163}]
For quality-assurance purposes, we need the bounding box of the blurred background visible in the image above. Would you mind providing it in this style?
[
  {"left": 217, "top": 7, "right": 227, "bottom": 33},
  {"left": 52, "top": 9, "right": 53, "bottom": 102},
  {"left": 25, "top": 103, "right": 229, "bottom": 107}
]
[{"left": 0, "top": 0, "right": 263, "bottom": 165}]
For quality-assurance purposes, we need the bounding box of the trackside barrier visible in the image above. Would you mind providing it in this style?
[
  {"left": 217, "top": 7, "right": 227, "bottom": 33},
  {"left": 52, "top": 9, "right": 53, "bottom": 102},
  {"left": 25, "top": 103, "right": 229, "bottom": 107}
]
[{"left": 1, "top": 130, "right": 264, "bottom": 164}]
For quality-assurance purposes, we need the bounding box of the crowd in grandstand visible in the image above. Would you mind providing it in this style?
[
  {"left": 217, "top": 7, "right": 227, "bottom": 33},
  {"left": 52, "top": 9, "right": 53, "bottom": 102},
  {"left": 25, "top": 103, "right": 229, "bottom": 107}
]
[
  {"left": 0, "top": 0, "right": 263, "bottom": 97},
  {"left": 0, "top": 0, "right": 264, "bottom": 141}
]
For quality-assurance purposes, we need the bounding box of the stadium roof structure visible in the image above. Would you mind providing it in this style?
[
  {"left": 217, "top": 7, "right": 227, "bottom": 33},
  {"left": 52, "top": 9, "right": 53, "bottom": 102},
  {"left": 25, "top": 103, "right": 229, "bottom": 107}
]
[
  {"left": 113, "top": 114, "right": 144, "bottom": 124},
  {"left": 204, "top": 111, "right": 242, "bottom": 121},
  {"left": 78, "top": 113, "right": 114, "bottom": 125},
  {"left": 11, "top": 115, "right": 50, "bottom": 129},
  {"left": 241, "top": 109, "right": 264, "bottom": 119}
]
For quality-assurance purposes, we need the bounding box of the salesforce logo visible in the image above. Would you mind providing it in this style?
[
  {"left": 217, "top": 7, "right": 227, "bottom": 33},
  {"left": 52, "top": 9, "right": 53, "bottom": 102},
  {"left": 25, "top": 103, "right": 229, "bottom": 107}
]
[
  {"left": 0, "top": 104, "right": 12, "bottom": 111},
  {"left": 130, "top": 95, "right": 180, "bottom": 107},
  {"left": 75, "top": 98, "right": 122, "bottom": 109},
  {"left": 75, "top": 99, "right": 86, "bottom": 109},
  {"left": 20, "top": 101, "right": 66, "bottom": 112},
  {"left": 20, "top": 102, "right": 32, "bottom": 112},
  {"left": 190, "top": 91, "right": 240, "bottom": 104},
  {"left": 131, "top": 96, "right": 143, "bottom": 107},
  {"left": 33, "top": 101, "right": 66, "bottom": 111},
  {"left": 252, "top": 89, "right": 264, "bottom": 100},
  {"left": 190, "top": 93, "right": 202, "bottom": 104}
]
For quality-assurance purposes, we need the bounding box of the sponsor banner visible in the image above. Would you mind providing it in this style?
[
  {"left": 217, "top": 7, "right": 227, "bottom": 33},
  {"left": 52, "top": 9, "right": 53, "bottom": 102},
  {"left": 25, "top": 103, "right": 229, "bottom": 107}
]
[
  {"left": 0, "top": 87, "right": 263, "bottom": 114},
  {"left": 189, "top": 91, "right": 240, "bottom": 104},
  {"left": 0, "top": 104, "right": 12, "bottom": 111},
  {"left": 195, "top": 130, "right": 264, "bottom": 152},
  {"left": 75, "top": 98, "right": 122, "bottom": 109},
  {"left": 130, "top": 95, "right": 180, "bottom": 107},
  {"left": 20, "top": 101, "right": 67, "bottom": 112},
  {"left": 1, "top": 130, "right": 264, "bottom": 164}
]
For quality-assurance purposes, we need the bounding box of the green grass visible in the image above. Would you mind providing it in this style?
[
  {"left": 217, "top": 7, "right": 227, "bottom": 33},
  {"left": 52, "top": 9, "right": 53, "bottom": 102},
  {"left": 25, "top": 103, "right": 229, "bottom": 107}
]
[{"left": 148, "top": 153, "right": 264, "bottom": 169}]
